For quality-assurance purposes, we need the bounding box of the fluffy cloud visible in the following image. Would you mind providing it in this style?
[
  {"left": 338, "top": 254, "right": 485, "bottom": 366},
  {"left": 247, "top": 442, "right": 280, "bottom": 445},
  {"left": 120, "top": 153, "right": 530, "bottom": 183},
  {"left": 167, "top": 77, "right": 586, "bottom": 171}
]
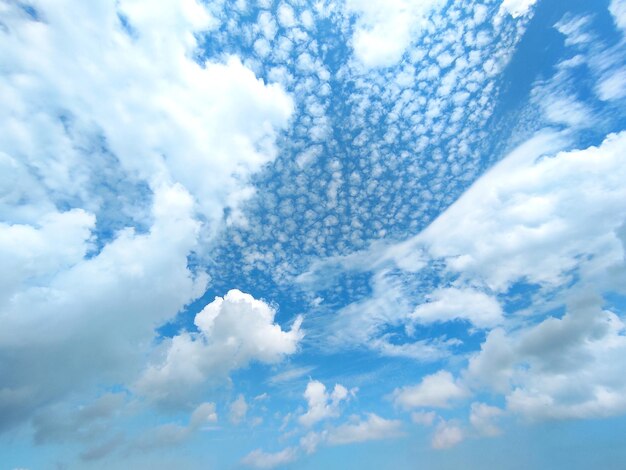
[
  {"left": 0, "top": 0, "right": 293, "bottom": 434},
  {"left": 0, "top": 0, "right": 293, "bottom": 228},
  {"left": 410, "top": 288, "right": 503, "bottom": 329},
  {"left": 431, "top": 419, "right": 464, "bottom": 449},
  {"left": 420, "top": 131, "right": 626, "bottom": 292},
  {"left": 0, "top": 184, "right": 206, "bottom": 431},
  {"left": 392, "top": 370, "right": 469, "bottom": 409},
  {"left": 498, "top": 0, "right": 538, "bottom": 18},
  {"left": 299, "top": 380, "right": 353, "bottom": 427},
  {"left": 136, "top": 290, "right": 303, "bottom": 407},
  {"left": 345, "top": 0, "right": 445, "bottom": 68},
  {"left": 469, "top": 402, "right": 504, "bottom": 437},
  {"left": 468, "top": 292, "right": 626, "bottom": 421},
  {"left": 326, "top": 413, "right": 403, "bottom": 445}
]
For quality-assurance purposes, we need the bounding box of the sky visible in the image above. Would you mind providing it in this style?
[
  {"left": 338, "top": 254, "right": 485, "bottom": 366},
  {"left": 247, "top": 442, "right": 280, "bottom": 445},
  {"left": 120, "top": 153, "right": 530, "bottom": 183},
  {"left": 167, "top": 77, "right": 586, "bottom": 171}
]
[{"left": 1, "top": 0, "right": 626, "bottom": 468}]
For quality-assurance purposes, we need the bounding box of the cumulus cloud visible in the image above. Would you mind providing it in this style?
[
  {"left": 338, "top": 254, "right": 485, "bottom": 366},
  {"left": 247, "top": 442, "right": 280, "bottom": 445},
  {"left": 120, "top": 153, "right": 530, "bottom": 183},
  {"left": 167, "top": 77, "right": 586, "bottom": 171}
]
[
  {"left": 468, "top": 292, "right": 626, "bottom": 421},
  {"left": 410, "top": 288, "right": 503, "bottom": 329},
  {"left": 345, "top": 0, "right": 445, "bottom": 68},
  {"left": 0, "top": 0, "right": 293, "bottom": 227},
  {"left": 299, "top": 380, "right": 353, "bottom": 427},
  {"left": 0, "top": 183, "right": 206, "bottom": 431},
  {"left": 431, "top": 420, "right": 464, "bottom": 449},
  {"left": 326, "top": 413, "right": 403, "bottom": 445},
  {"left": 136, "top": 290, "right": 303, "bottom": 407},
  {"left": 469, "top": 403, "right": 504, "bottom": 437},
  {"left": 0, "top": 0, "right": 294, "bottom": 434},
  {"left": 392, "top": 371, "right": 469, "bottom": 409},
  {"left": 419, "top": 131, "right": 626, "bottom": 292}
]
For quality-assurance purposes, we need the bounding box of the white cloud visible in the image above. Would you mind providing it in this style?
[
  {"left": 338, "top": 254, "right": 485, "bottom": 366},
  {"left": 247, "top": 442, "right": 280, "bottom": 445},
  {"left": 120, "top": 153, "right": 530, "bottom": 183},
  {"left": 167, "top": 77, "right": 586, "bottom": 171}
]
[
  {"left": 0, "top": 0, "right": 294, "bottom": 432},
  {"left": 241, "top": 447, "right": 298, "bottom": 469},
  {"left": 229, "top": 394, "right": 248, "bottom": 425},
  {"left": 326, "top": 413, "right": 403, "bottom": 445},
  {"left": 0, "top": 184, "right": 206, "bottom": 430},
  {"left": 136, "top": 290, "right": 303, "bottom": 407},
  {"left": 345, "top": 0, "right": 445, "bottom": 68},
  {"left": 610, "top": 0, "right": 626, "bottom": 32},
  {"left": 419, "top": 131, "right": 626, "bottom": 292},
  {"left": 499, "top": 0, "right": 538, "bottom": 18},
  {"left": 268, "top": 366, "right": 316, "bottom": 384},
  {"left": 469, "top": 403, "right": 504, "bottom": 437},
  {"left": 431, "top": 420, "right": 464, "bottom": 449},
  {"left": 410, "top": 288, "right": 503, "bottom": 329},
  {"left": 467, "top": 292, "right": 626, "bottom": 421},
  {"left": 299, "top": 380, "right": 353, "bottom": 427},
  {"left": 0, "top": 0, "right": 293, "bottom": 229},
  {"left": 541, "top": 94, "right": 594, "bottom": 128},
  {"left": 190, "top": 402, "right": 218, "bottom": 429},
  {"left": 392, "top": 371, "right": 469, "bottom": 409},
  {"left": 411, "top": 411, "right": 436, "bottom": 426},
  {"left": 597, "top": 67, "right": 626, "bottom": 101}
]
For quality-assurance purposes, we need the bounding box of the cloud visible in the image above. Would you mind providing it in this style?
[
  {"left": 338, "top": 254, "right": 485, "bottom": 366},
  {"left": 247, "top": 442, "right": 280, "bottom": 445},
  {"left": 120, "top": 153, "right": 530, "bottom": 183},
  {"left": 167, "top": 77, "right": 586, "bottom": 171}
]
[
  {"left": 597, "top": 67, "right": 626, "bottom": 101},
  {"left": 411, "top": 411, "right": 437, "bottom": 426},
  {"left": 241, "top": 447, "right": 298, "bottom": 469},
  {"left": 419, "top": 131, "right": 626, "bottom": 292},
  {"left": 79, "top": 401, "right": 217, "bottom": 461},
  {"left": 326, "top": 413, "right": 403, "bottom": 445},
  {"left": 136, "top": 290, "right": 303, "bottom": 407},
  {"left": 345, "top": 0, "right": 445, "bottom": 68},
  {"left": 32, "top": 393, "right": 126, "bottom": 445},
  {"left": 410, "top": 288, "right": 503, "bottom": 329},
  {"left": 392, "top": 371, "right": 469, "bottom": 409},
  {"left": 469, "top": 403, "right": 504, "bottom": 437},
  {"left": 610, "top": 0, "right": 626, "bottom": 32},
  {"left": 268, "top": 366, "right": 316, "bottom": 385},
  {"left": 498, "top": 0, "right": 539, "bottom": 18},
  {"left": 299, "top": 380, "right": 353, "bottom": 427},
  {"left": 229, "top": 394, "right": 248, "bottom": 425},
  {"left": 468, "top": 292, "right": 626, "bottom": 421},
  {"left": 0, "top": 183, "right": 206, "bottom": 431},
  {"left": 431, "top": 420, "right": 464, "bottom": 449},
  {"left": 189, "top": 402, "right": 218, "bottom": 429},
  {"left": 0, "top": 0, "right": 294, "bottom": 434}
]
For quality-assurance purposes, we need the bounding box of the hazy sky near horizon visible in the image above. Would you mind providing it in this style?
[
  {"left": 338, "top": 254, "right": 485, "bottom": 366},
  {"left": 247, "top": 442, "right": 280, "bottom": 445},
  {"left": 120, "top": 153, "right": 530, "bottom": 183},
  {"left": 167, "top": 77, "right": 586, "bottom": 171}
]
[{"left": 1, "top": 0, "right": 626, "bottom": 468}]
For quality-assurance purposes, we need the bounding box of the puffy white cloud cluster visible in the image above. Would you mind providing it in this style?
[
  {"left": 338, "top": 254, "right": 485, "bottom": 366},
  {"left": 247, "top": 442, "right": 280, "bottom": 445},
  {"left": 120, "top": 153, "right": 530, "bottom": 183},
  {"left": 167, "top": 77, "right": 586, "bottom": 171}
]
[
  {"left": 392, "top": 370, "right": 468, "bottom": 409},
  {"left": 243, "top": 379, "right": 400, "bottom": 467},
  {"left": 468, "top": 293, "right": 626, "bottom": 421},
  {"left": 345, "top": 0, "right": 446, "bottom": 68},
  {"left": 136, "top": 290, "right": 303, "bottom": 407},
  {"left": 410, "top": 288, "right": 503, "bottom": 329},
  {"left": 498, "top": 0, "right": 538, "bottom": 19},
  {"left": 0, "top": 0, "right": 294, "bottom": 437},
  {"left": 299, "top": 380, "right": 353, "bottom": 427}
]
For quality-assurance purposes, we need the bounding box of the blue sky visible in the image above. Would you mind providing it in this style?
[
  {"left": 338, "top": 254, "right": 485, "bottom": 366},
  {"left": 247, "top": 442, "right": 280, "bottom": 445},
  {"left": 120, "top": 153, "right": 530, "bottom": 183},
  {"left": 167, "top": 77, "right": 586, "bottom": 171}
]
[{"left": 1, "top": 0, "right": 626, "bottom": 468}]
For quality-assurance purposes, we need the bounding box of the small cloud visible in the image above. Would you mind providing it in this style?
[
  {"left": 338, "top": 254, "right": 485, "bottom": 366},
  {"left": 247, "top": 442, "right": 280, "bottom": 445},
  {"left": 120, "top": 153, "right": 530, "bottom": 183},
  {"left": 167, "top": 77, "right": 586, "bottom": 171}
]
[
  {"left": 431, "top": 420, "right": 464, "bottom": 449},
  {"left": 392, "top": 371, "right": 469, "bottom": 409},
  {"left": 241, "top": 447, "right": 298, "bottom": 469},
  {"left": 268, "top": 366, "right": 316, "bottom": 385}
]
